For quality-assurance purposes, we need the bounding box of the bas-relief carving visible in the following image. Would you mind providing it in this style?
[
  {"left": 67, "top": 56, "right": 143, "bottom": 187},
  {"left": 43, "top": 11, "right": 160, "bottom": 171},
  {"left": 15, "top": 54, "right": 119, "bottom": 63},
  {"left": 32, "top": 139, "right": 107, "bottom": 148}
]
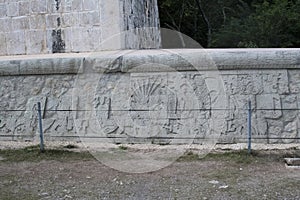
[
  {"left": 222, "top": 70, "right": 298, "bottom": 143},
  {"left": 280, "top": 95, "right": 299, "bottom": 143},
  {"left": 0, "top": 69, "right": 299, "bottom": 144},
  {"left": 237, "top": 73, "right": 263, "bottom": 95},
  {"left": 43, "top": 95, "right": 75, "bottom": 136},
  {"left": 0, "top": 77, "right": 45, "bottom": 138},
  {"left": 289, "top": 70, "right": 300, "bottom": 141},
  {"left": 0, "top": 75, "right": 76, "bottom": 139},
  {"left": 91, "top": 71, "right": 213, "bottom": 144},
  {"left": 262, "top": 70, "right": 289, "bottom": 94},
  {"left": 222, "top": 95, "right": 255, "bottom": 143},
  {"left": 289, "top": 71, "right": 300, "bottom": 94}
]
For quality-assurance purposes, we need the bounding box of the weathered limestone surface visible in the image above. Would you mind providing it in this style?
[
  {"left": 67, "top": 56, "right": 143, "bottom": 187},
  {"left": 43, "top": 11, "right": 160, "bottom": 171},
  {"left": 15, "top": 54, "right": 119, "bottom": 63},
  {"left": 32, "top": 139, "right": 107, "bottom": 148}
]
[
  {"left": 0, "top": 0, "right": 160, "bottom": 56},
  {"left": 121, "top": 0, "right": 161, "bottom": 49},
  {"left": 0, "top": 49, "right": 299, "bottom": 144}
]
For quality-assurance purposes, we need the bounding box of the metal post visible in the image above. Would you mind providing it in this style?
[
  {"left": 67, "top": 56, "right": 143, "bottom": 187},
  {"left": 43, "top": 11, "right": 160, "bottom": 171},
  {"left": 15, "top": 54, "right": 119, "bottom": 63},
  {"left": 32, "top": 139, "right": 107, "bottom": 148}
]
[
  {"left": 37, "top": 102, "right": 45, "bottom": 152},
  {"left": 248, "top": 100, "right": 252, "bottom": 154}
]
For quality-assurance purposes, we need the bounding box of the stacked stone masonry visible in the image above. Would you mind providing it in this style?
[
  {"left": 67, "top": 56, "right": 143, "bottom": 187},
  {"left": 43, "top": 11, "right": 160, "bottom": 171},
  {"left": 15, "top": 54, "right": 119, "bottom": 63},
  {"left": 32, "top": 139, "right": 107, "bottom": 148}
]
[
  {"left": 0, "top": 0, "right": 160, "bottom": 55},
  {"left": 0, "top": 49, "right": 299, "bottom": 144}
]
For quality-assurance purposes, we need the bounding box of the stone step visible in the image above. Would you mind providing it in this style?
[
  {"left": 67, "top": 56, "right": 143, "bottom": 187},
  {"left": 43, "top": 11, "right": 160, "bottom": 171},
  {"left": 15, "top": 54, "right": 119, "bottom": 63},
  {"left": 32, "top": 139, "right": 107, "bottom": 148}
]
[{"left": 285, "top": 158, "right": 300, "bottom": 169}]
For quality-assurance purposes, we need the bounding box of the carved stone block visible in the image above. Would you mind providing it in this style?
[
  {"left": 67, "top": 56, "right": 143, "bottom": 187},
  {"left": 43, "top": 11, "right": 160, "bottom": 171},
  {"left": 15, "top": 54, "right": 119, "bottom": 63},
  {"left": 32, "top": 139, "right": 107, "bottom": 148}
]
[
  {"left": 256, "top": 94, "right": 282, "bottom": 119},
  {"left": 262, "top": 70, "right": 289, "bottom": 94},
  {"left": 0, "top": 50, "right": 300, "bottom": 144}
]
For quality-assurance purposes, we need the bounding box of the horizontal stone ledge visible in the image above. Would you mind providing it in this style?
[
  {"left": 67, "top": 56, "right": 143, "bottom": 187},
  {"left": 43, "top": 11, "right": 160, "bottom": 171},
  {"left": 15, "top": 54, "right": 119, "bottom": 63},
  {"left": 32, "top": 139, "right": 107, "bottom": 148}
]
[
  {"left": 0, "top": 49, "right": 299, "bottom": 76},
  {"left": 285, "top": 158, "right": 300, "bottom": 166},
  {"left": 0, "top": 53, "right": 88, "bottom": 76}
]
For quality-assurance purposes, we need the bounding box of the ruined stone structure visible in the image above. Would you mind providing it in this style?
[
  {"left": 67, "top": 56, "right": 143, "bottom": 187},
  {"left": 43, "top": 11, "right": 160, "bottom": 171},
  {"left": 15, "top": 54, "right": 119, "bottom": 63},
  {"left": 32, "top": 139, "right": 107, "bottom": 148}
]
[
  {"left": 0, "top": 1, "right": 299, "bottom": 144},
  {"left": 0, "top": 0, "right": 160, "bottom": 55},
  {"left": 0, "top": 49, "right": 300, "bottom": 144}
]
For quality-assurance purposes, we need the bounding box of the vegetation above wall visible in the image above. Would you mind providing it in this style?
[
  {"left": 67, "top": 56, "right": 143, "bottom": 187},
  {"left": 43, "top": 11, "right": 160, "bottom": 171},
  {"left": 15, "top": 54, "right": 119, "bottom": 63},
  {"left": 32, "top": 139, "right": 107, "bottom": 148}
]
[{"left": 158, "top": 0, "right": 300, "bottom": 48}]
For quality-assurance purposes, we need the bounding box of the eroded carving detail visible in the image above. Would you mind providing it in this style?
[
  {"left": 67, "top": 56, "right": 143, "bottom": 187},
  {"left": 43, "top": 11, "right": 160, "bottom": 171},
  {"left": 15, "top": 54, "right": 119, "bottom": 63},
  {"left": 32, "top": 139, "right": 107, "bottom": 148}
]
[{"left": 0, "top": 69, "right": 299, "bottom": 144}]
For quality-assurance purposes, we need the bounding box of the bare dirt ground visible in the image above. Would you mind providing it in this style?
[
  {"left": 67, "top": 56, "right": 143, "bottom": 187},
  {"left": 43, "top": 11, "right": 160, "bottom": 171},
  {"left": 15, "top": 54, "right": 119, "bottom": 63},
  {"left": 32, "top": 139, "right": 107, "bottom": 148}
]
[{"left": 0, "top": 142, "right": 299, "bottom": 200}]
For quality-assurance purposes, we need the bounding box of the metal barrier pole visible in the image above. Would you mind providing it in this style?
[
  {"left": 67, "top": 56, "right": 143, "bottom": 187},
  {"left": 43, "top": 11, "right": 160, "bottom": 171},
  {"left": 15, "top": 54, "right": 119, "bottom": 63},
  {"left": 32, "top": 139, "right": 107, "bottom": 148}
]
[
  {"left": 37, "top": 102, "right": 45, "bottom": 152},
  {"left": 248, "top": 100, "right": 252, "bottom": 154}
]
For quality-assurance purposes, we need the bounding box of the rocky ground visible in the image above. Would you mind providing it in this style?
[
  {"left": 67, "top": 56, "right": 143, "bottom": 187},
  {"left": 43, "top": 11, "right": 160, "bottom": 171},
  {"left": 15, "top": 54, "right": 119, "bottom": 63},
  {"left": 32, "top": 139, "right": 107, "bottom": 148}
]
[{"left": 0, "top": 142, "right": 299, "bottom": 200}]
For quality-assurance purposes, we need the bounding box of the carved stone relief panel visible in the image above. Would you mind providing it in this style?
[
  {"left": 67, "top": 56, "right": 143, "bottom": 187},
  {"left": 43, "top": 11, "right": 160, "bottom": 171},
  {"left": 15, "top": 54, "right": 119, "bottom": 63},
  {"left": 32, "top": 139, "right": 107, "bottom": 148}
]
[
  {"left": 86, "top": 71, "right": 218, "bottom": 144},
  {"left": 0, "top": 76, "right": 46, "bottom": 139},
  {"left": 289, "top": 70, "right": 300, "bottom": 94},
  {"left": 0, "top": 75, "right": 76, "bottom": 140},
  {"left": 220, "top": 70, "right": 297, "bottom": 143},
  {"left": 0, "top": 68, "right": 299, "bottom": 144},
  {"left": 262, "top": 70, "right": 289, "bottom": 94},
  {"left": 224, "top": 95, "right": 252, "bottom": 137},
  {"left": 236, "top": 73, "right": 263, "bottom": 95},
  {"left": 281, "top": 95, "right": 299, "bottom": 143}
]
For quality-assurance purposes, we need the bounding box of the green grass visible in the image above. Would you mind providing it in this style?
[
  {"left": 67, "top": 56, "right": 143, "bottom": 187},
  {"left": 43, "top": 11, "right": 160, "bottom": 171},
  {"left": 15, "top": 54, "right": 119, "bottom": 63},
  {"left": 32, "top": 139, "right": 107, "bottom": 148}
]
[
  {"left": 118, "top": 145, "right": 128, "bottom": 151},
  {"left": 177, "top": 150, "right": 257, "bottom": 163},
  {"left": 203, "top": 150, "right": 258, "bottom": 164},
  {"left": 1, "top": 145, "right": 299, "bottom": 164},
  {"left": 0, "top": 191, "right": 39, "bottom": 200},
  {"left": 0, "top": 145, "right": 94, "bottom": 162},
  {"left": 178, "top": 149, "right": 300, "bottom": 164},
  {"left": 177, "top": 151, "right": 200, "bottom": 162}
]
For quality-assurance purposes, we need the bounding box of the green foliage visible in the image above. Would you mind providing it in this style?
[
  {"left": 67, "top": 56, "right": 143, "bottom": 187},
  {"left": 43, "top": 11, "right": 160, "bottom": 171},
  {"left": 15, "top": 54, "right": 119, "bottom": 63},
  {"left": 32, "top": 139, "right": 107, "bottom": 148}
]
[
  {"left": 158, "top": 0, "right": 300, "bottom": 48},
  {"left": 159, "top": 0, "right": 207, "bottom": 46}
]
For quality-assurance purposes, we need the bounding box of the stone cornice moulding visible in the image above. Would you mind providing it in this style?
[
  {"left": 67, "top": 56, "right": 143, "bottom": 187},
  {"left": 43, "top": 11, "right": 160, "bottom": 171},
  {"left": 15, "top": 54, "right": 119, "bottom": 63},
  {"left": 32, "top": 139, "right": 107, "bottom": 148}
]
[{"left": 0, "top": 49, "right": 299, "bottom": 76}]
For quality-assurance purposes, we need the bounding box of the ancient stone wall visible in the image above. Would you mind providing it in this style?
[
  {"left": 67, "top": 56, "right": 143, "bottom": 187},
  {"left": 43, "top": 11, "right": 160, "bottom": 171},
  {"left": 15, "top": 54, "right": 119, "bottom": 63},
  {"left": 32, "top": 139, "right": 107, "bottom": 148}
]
[
  {"left": 121, "top": 0, "right": 161, "bottom": 49},
  {"left": 0, "top": 49, "right": 299, "bottom": 144},
  {"left": 0, "top": 0, "right": 160, "bottom": 55}
]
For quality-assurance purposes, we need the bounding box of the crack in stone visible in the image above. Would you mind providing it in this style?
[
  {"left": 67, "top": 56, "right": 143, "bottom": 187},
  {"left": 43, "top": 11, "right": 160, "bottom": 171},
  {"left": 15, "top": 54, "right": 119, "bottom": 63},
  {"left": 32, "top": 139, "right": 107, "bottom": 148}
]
[{"left": 55, "top": 0, "right": 60, "bottom": 11}]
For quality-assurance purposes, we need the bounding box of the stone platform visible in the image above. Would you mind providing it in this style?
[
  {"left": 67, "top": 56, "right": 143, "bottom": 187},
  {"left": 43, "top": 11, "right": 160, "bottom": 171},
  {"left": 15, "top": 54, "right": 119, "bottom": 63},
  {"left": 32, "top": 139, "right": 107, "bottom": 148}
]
[{"left": 0, "top": 48, "right": 300, "bottom": 144}]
